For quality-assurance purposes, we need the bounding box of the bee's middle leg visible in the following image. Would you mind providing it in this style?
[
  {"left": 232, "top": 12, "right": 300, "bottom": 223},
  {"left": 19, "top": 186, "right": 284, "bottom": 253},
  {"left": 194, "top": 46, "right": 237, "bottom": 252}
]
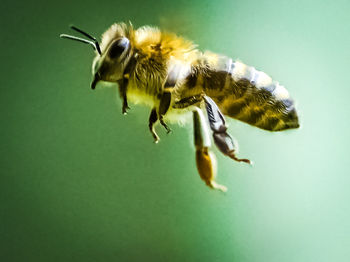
[
  {"left": 149, "top": 108, "right": 160, "bottom": 143},
  {"left": 147, "top": 90, "right": 172, "bottom": 143},
  {"left": 158, "top": 90, "right": 172, "bottom": 133}
]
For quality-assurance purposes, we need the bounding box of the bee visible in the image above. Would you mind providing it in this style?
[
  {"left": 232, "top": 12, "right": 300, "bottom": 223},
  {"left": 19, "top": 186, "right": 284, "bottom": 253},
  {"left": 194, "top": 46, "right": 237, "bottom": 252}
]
[{"left": 60, "top": 22, "right": 299, "bottom": 192}]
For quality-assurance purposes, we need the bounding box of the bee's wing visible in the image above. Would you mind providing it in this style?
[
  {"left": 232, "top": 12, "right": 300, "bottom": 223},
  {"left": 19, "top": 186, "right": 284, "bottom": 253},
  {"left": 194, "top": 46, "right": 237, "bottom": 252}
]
[{"left": 203, "top": 59, "right": 299, "bottom": 131}]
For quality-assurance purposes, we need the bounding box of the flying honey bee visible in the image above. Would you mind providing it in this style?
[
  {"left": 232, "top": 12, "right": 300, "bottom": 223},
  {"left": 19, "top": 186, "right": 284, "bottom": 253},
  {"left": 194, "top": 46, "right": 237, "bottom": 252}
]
[{"left": 60, "top": 22, "right": 299, "bottom": 192}]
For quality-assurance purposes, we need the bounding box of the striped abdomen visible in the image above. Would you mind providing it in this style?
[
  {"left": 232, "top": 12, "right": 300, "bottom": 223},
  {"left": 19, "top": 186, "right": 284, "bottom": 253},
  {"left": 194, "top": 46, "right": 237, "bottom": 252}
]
[{"left": 202, "top": 58, "right": 299, "bottom": 131}]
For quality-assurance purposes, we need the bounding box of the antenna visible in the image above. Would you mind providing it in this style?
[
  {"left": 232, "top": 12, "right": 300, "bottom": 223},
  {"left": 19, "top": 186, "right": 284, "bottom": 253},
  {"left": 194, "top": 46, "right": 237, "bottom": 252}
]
[{"left": 60, "top": 25, "right": 102, "bottom": 55}]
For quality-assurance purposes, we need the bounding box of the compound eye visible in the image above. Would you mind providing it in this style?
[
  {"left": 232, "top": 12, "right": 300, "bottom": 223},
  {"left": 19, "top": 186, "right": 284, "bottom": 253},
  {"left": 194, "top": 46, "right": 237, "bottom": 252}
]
[{"left": 108, "top": 38, "right": 130, "bottom": 59}]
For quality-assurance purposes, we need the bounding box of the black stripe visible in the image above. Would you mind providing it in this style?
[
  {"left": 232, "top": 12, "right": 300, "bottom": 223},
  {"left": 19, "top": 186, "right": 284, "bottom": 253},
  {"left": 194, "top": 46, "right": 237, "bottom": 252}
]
[
  {"left": 264, "top": 117, "right": 280, "bottom": 131},
  {"left": 232, "top": 79, "right": 251, "bottom": 98},
  {"left": 284, "top": 108, "right": 299, "bottom": 124},
  {"left": 245, "top": 109, "right": 266, "bottom": 125},
  {"left": 254, "top": 89, "right": 273, "bottom": 105},
  {"left": 277, "top": 108, "right": 300, "bottom": 130},
  {"left": 227, "top": 100, "right": 247, "bottom": 116},
  {"left": 186, "top": 73, "right": 197, "bottom": 89},
  {"left": 204, "top": 71, "right": 228, "bottom": 91}
]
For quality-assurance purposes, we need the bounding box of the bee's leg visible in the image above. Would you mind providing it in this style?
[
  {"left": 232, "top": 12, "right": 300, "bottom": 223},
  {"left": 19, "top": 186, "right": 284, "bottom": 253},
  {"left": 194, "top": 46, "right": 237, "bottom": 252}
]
[
  {"left": 157, "top": 64, "right": 183, "bottom": 133},
  {"left": 193, "top": 108, "right": 227, "bottom": 192},
  {"left": 204, "top": 96, "right": 252, "bottom": 164},
  {"left": 120, "top": 86, "right": 130, "bottom": 115},
  {"left": 158, "top": 90, "right": 172, "bottom": 133},
  {"left": 149, "top": 89, "right": 172, "bottom": 143},
  {"left": 149, "top": 108, "right": 160, "bottom": 143},
  {"left": 117, "top": 77, "right": 130, "bottom": 115},
  {"left": 118, "top": 57, "right": 136, "bottom": 114}
]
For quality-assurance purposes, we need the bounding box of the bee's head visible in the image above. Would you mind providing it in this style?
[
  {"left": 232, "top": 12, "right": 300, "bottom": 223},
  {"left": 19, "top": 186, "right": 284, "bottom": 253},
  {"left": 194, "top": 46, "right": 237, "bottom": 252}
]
[
  {"left": 60, "top": 23, "right": 133, "bottom": 89},
  {"left": 91, "top": 36, "right": 131, "bottom": 89}
]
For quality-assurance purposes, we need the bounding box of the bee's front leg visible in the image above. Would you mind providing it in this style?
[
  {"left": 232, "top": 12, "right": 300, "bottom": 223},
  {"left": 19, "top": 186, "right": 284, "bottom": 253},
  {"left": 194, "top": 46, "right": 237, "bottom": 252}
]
[
  {"left": 193, "top": 108, "right": 227, "bottom": 192},
  {"left": 204, "top": 96, "right": 252, "bottom": 164},
  {"left": 117, "top": 76, "right": 130, "bottom": 115}
]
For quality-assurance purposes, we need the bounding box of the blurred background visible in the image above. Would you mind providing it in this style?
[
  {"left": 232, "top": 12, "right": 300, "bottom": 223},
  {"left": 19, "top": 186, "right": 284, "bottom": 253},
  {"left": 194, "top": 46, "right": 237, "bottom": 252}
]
[{"left": 1, "top": 0, "right": 349, "bottom": 261}]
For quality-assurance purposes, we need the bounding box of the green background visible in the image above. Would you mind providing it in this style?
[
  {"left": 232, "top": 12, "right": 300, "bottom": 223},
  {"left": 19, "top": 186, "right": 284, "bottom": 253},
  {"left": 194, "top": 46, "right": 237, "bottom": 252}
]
[{"left": 1, "top": 0, "right": 349, "bottom": 261}]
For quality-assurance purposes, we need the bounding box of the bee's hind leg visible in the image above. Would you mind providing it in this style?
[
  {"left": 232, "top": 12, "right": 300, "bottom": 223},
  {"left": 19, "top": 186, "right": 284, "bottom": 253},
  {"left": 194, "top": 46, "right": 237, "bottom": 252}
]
[
  {"left": 204, "top": 96, "right": 252, "bottom": 165},
  {"left": 193, "top": 107, "right": 227, "bottom": 192}
]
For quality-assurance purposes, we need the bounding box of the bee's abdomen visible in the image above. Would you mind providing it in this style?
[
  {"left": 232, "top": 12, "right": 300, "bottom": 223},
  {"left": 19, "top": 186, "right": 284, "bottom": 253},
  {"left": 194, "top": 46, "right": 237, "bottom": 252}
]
[{"left": 205, "top": 59, "right": 299, "bottom": 131}]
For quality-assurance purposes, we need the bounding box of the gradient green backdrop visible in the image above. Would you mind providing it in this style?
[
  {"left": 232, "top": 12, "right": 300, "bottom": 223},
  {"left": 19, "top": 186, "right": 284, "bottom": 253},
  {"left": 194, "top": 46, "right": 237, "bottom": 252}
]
[{"left": 1, "top": 0, "right": 349, "bottom": 261}]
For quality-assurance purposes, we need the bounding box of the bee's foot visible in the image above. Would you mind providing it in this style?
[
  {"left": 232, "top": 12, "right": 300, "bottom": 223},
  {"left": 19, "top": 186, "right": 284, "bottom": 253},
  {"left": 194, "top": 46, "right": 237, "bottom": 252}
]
[
  {"left": 228, "top": 152, "right": 252, "bottom": 165},
  {"left": 160, "top": 120, "right": 171, "bottom": 134},
  {"left": 151, "top": 131, "right": 160, "bottom": 144},
  {"left": 209, "top": 181, "right": 228, "bottom": 192},
  {"left": 122, "top": 105, "right": 130, "bottom": 115}
]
